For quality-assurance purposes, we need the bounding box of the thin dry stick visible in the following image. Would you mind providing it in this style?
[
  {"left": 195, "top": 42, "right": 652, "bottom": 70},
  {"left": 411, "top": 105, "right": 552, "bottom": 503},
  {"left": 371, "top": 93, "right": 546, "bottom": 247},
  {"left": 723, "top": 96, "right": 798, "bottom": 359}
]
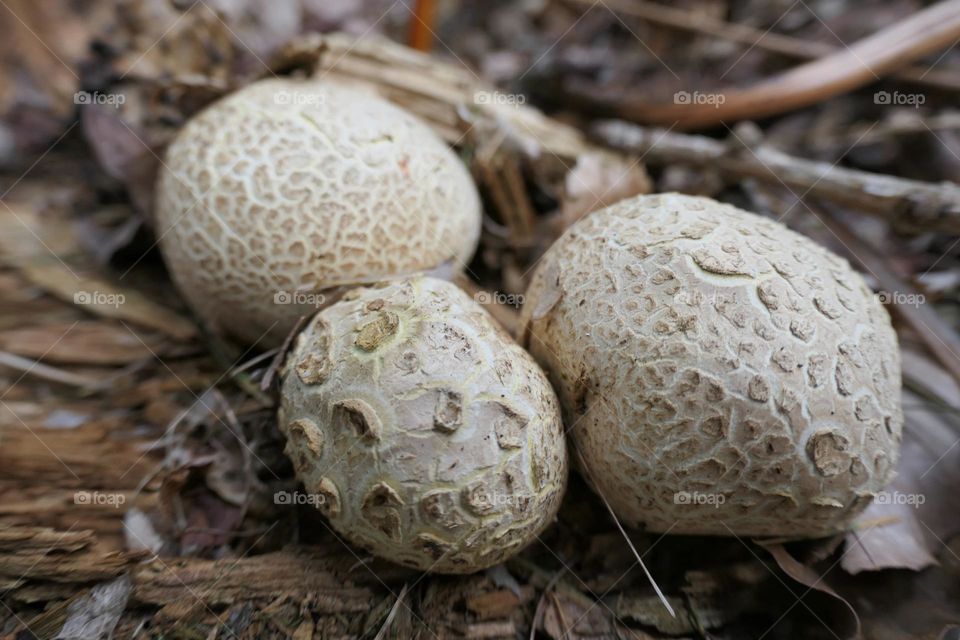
[
  {"left": 563, "top": 0, "right": 960, "bottom": 90},
  {"left": 573, "top": 446, "right": 676, "bottom": 618},
  {"left": 594, "top": 121, "right": 960, "bottom": 234},
  {"left": 550, "top": 590, "right": 572, "bottom": 640},
  {"left": 585, "top": 0, "right": 960, "bottom": 128}
]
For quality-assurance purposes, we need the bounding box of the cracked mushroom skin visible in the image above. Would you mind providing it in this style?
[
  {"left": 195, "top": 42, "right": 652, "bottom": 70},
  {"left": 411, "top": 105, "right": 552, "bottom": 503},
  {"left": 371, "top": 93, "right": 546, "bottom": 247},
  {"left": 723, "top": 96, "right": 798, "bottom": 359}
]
[
  {"left": 520, "top": 193, "right": 902, "bottom": 537},
  {"left": 155, "top": 78, "right": 481, "bottom": 346},
  {"left": 279, "top": 277, "right": 568, "bottom": 573}
]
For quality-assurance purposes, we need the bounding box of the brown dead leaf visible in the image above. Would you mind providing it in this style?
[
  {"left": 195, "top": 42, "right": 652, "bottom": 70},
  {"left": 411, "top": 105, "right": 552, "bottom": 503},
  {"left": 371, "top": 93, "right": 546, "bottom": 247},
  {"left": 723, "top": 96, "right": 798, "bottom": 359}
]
[
  {"left": 180, "top": 491, "right": 243, "bottom": 554},
  {"left": 466, "top": 588, "right": 532, "bottom": 620},
  {"left": 80, "top": 103, "right": 161, "bottom": 212},
  {"left": 843, "top": 389, "right": 960, "bottom": 574},
  {"left": 541, "top": 586, "right": 613, "bottom": 639},
  {"left": 764, "top": 544, "right": 860, "bottom": 640}
]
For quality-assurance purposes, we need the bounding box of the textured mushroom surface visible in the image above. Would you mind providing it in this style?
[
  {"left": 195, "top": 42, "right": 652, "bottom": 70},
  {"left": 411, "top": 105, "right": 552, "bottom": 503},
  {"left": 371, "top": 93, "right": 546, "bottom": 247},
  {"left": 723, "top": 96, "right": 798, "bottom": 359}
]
[
  {"left": 156, "top": 78, "right": 481, "bottom": 346},
  {"left": 279, "top": 277, "right": 567, "bottom": 573},
  {"left": 520, "top": 193, "right": 902, "bottom": 537}
]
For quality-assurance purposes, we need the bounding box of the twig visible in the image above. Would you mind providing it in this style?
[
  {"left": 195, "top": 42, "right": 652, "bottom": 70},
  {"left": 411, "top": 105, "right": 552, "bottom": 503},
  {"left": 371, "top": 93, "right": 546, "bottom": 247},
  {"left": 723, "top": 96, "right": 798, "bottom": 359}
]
[
  {"left": 408, "top": 0, "right": 437, "bottom": 52},
  {"left": 806, "top": 110, "right": 960, "bottom": 155},
  {"left": 563, "top": 0, "right": 960, "bottom": 91},
  {"left": 576, "top": 0, "right": 960, "bottom": 128},
  {"left": 593, "top": 120, "right": 960, "bottom": 234}
]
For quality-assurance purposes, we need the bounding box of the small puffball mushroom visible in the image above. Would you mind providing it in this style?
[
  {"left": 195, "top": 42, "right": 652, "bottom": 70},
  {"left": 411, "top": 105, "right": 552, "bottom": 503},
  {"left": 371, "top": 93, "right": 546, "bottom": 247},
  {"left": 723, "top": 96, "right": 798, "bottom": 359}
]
[
  {"left": 521, "top": 193, "right": 903, "bottom": 537},
  {"left": 279, "top": 276, "right": 568, "bottom": 573},
  {"left": 156, "top": 78, "right": 482, "bottom": 346}
]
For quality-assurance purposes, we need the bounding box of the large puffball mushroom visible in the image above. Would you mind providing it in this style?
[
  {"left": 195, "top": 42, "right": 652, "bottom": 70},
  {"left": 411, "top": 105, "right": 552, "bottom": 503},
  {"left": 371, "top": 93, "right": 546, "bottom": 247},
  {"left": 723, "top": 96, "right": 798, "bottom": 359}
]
[
  {"left": 521, "top": 193, "right": 903, "bottom": 537},
  {"left": 279, "top": 276, "right": 568, "bottom": 573},
  {"left": 155, "top": 78, "right": 482, "bottom": 347}
]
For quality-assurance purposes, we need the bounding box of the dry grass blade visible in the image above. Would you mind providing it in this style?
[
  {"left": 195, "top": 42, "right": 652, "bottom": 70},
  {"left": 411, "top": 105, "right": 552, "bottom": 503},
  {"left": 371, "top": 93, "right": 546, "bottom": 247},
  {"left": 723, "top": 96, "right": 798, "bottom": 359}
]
[
  {"left": 0, "top": 349, "right": 99, "bottom": 388},
  {"left": 260, "top": 315, "right": 306, "bottom": 392},
  {"left": 573, "top": 446, "right": 675, "bottom": 618},
  {"left": 373, "top": 583, "right": 409, "bottom": 640},
  {"left": 529, "top": 568, "right": 567, "bottom": 640},
  {"left": 565, "top": 0, "right": 960, "bottom": 91}
]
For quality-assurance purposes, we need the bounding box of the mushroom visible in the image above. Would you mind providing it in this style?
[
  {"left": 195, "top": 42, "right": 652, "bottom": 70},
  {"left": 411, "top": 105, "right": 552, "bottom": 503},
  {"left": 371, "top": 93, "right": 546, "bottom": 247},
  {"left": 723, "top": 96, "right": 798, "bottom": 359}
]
[
  {"left": 279, "top": 276, "right": 568, "bottom": 572},
  {"left": 155, "top": 78, "right": 482, "bottom": 346},
  {"left": 520, "top": 193, "right": 902, "bottom": 537}
]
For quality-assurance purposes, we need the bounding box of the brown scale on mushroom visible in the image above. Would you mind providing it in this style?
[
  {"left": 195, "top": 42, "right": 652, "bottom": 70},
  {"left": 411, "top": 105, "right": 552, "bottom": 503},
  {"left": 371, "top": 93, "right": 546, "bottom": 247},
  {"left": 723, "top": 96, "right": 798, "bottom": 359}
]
[
  {"left": 155, "top": 78, "right": 482, "bottom": 347},
  {"left": 280, "top": 277, "right": 568, "bottom": 573},
  {"left": 521, "top": 193, "right": 902, "bottom": 537},
  {"left": 432, "top": 389, "right": 462, "bottom": 433}
]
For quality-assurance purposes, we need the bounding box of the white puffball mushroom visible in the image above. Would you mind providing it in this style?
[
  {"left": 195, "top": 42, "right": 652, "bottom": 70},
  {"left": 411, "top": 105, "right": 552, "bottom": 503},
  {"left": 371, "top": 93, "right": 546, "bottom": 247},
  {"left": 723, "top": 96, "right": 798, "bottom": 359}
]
[
  {"left": 279, "top": 277, "right": 568, "bottom": 573},
  {"left": 155, "top": 78, "right": 482, "bottom": 347},
  {"left": 520, "top": 193, "right": 903, "bottom": 537}
]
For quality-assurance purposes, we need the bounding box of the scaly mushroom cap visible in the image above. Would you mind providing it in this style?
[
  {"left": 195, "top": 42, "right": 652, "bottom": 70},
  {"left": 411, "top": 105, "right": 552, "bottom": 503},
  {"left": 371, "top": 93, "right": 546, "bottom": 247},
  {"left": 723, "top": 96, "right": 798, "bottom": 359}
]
[
  {"left": 279, "top": 277, "right": 568, "bottom": 573},
  {"left": 156, "top": 78, "right": 481, "bottom": 346},
  {"left": 521, "top": 193, "right": 902, "bottom": 537}
]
